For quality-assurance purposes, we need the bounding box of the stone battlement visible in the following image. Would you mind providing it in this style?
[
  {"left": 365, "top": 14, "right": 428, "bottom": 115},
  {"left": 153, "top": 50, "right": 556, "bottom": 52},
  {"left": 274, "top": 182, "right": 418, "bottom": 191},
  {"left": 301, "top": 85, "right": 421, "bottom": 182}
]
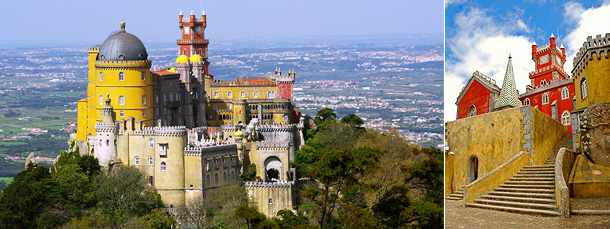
[
  {"left": 258, "top": 124, "right": 297, "bottom": 132},
  {"left": 95, "top": 60, "right": 152, "bottom": 68},
  {"left": 536, "top": 43, "right": 562, "bottom": 54},
  {"left": 211, "top": 79, "right": 276, "bottom": 86},
  {"left": 529, "top": 63, "right": 568, "bottom": 78},
  {"left": 245, "top": 181, "right": 294, "bottom": 188},
  {"left": 256, "top": 141, "right": 290, "bottom": 150},
  {"left": 132, "top": 126, "right": 187, "bottom": 136},
  {"left": 573, "top": 33, "right": 610, "bottom": 72},
  {"left": 95, "top": 123, "right": 118, "bottom": 132}
]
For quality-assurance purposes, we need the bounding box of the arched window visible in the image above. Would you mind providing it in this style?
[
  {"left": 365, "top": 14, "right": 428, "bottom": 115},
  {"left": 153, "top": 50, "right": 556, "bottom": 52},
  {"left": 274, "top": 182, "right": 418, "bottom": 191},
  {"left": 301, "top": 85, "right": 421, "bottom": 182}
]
[
  {"left": 161, "top": 162, "right": 167, "bottom": 172},
  {"left": 561, "top": 111, "right": 571, "bottom": 125},
  {"left": 467, "top": 105, "right": 476, "bottom": 117},
  {"left": 215, "top": 173, "right": 218, "bottom": 184},
  {"left": 268, "top": 91, "right": 275, "bottom": 99},
  {"left": 141, "top": 95, "right": 146, "bottom": 105},
  {"left": 207, "top": 174, "right": 210, "bottom": 185},
  {"left": 148, "top": 138, "right": 154, "bottom": 148},
  {"left": 561, "top": 87, "right": 569, "bottom": 100},
  {"left": 183, "top": 49, "right": 187, "bottom": 55},
  {"left": 214, "top": 91, "right": 219, "bottom": 98},
  {"left": 119, "top": 95, "right": 125, "bottom": 105},
  {"left": 169, "top": 94, "right": 173, "bottom": 102},
  {"left": 524, "top": 98, "right": 530, "bottom": 106},
  {"left": 253, "top": 91, "right": 259, "bottom": 97},
  {"left": 227, "top": 91, "right": 233, "bottom": 98},
  {"left": 231, "top": 171, "right": 235, "bottom": 181},
  {"left": 141, "top": 71, "right": 146, "bottom": 81},
  {"left": 148, "top": 156, "right": 153, "bottom": 165},
  {"left": 223, "top": 172, "right": 227, "bottom": 182},
  {"left": 540, "top": 80, "right": 547, "bottom": 86},
  {"left": 99, "top": 72, "right": 103, "bottom": 81},
  {"left": 134, "top": 156, "right": 140, "bottom": 165},
  {"left": 542, "top": 93, "right": 549, "bottom": 105},
  {"left": 99, "top": 95, "right": 103, "bottom": 105},
  {"left": 240, "top": 91, "right": 246, "bottom": 97},
  {"left": 118, "top": 72, "right": 125, "bottom": 81},
  {"left": 581, "top": 77, "right": 588, "bottom": 101},
  {"left": 176, "top": 92, "right": 179, "bottom": 101}
]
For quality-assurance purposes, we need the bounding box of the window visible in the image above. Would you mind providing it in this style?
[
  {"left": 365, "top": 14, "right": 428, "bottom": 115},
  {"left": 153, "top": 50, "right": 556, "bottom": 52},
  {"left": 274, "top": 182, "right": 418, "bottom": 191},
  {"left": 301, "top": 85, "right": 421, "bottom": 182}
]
[
  {"left": 198, "top": 49, "right": 202, "bottom": 55},
  {"left": 134, "top": 156, "right": 140, "bottom": 165},
  {"left": 467, "top": 105, "right": 476, "bottom": 117},
  {"left": 228, "top": 91, "right": 232, "bottom": 98},
  {"left": 213, "top": 104, "right": 217, "bottom": 110},
  {"left": 581, "top": 78, "right": 588, "bottom": 101},
  {"left": 228, "top": 104, "right": 232, "bottom": 109},
  {"left": 215, "top": 159, "right": 220, "bottom": 169},
  {"left": 207, "top": 160, "right": 211, "bottom": 171},
  {"left": 149, "top": 156, "right": 153, "bottom": 165},
  {"left": 284, "top": 115, "right": 288, "bottom": 121},
  {"left": 231, "top": 171, "right": 235, "bottom": 181},
  {"left": 184, "top": 27, "right": 190, "bottom": 34},
  {"left": 540, "top": 80, "right": 547, "bottom": 86},
  {"left": 232, "top": 157, "right": 237, "bottom": 167},
  {"left": 141, "top": 71, "right": 146, "bottom": 81},
  {"left": 119, "top": 95, "right": 125, "bottom": 105},
  {"left": 207, "top": 174, "right": 210, "bottom": 185},
  {"left": 268, "top": 91, "right": 275, "bottom": 99},
  {"left": 253, "top": 91, "right": 259, "bottom": 97},
  {"left": 561, "top": 87, "right": 569, "bottom": 100},
  {"left": 176, "top": 92, "right": 179, "bottom": 101},
  {"left": 268, "top": 198, "right": 273, "bottom": 204},
  {"left": 524, "top": 98, "right": 530, "bottom": 106},
  {"left": 99, "top": 72, "right": 103, "bottom": 81},
  {"left": 562, "top": 111, "right": 571, "bottom": 125},
  {"left": 142, "top": 110, "right": 146, "bottom": 117},
  {"left": 100, "top": 110, "right": 103, "bottom": 117},
  {"left": 119, "top": 110, "right": 125, "bottom": 117},
  {"left": 215, "top": 173, "right": 218, "bottom": 184},
  {"left": 542, "top": 93, "right": 549, "bottom": 105},
  {"left": 159, "top": 144, "right": 167, "bottom": 157},
  {"left": 118, "top": 71, "right": 125, "bottom": 81},
  {"left": 240, "top": 91, "right": 246, "bottom": 97},
  {"left": 149, "top": 138, "right": 154, "bottom": 148},
  {"left": 169, "top": 94, "right": 173, "bottom": 102},
  {"left": 142, "top": 95, "right": 146, "bottom": 105},
  {"left": 183, "top": 49, "right": 187, "bottom": 55},
  {"left": 224, "top": 158, "right": 228, "bottom": 168},
  {"left": 155, "top": 95, "right": 158, "bottom": 103},
  {"left": 99, "top": 95, "right": 103, "bottom": 105},
  {"left": 223, "top": 172, "right": 227, "bottom": 182},
  {"left": 160, "top": 162, "right": 166, "bottom": 172},
  {"left": 214, "top": 91, "right": 219, "bottom": 98}
]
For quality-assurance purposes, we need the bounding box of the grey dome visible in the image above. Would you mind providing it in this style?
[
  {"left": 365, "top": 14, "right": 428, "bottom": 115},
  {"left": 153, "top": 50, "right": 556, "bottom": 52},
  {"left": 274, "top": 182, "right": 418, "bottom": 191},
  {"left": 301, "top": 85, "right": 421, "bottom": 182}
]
[{"left": 98, "top": 24, "right": 147, "bottom": 61}]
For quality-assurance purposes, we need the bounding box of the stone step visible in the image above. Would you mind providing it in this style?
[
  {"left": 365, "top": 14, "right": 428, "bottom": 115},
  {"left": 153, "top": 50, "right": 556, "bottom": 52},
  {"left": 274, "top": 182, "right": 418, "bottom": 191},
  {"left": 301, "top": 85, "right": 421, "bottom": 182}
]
[
  {"left": 446, "top": 196, "right": 461, "bottom": 201},
  {"left": 521, "top": 167, "right": 555, "bottom": 171},
  {"left": 513, "top": 174, "right": 554, "bottom": 178},
  {"left": 523, "top": 165, "right": 554, "bottom": 169},
  {"left": 454, "top": 190, "right": 464, "bottom": 194},
  {"left": 493, "top": 187, "right": 555, "bottom": 193},
  {"left": 474, "top": 199, "right": 559, "bottom": 210},
  {"left": 505, "top": 180, "right": 555, "bottom": 185},
  {"left": 449, "top": 193, "right": 463, "bottom": 198},
  {"left": 466, "top": 203, "right": 561, "bottom": 216},
  {"left": 487, "top": 191, "right": 555, "bottom": 199},
  {"left": 499, "top": 184, "right": 555, "bottom": 189},
  {"left": 517, "top": 170, "right": 555, "bottom": 175},
  {"left": 480, "top": 195, "right": 556, "bottom": 204},
  {"left": 509, "top": 177, "right": 554, "bottom": 181}
]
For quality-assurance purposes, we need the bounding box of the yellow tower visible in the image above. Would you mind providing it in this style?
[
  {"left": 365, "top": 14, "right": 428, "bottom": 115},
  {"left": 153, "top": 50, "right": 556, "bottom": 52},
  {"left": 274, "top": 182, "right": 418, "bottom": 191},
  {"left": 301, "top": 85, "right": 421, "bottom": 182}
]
[{"left": 76, "top": 20, "right": 153, "bottom": 141}]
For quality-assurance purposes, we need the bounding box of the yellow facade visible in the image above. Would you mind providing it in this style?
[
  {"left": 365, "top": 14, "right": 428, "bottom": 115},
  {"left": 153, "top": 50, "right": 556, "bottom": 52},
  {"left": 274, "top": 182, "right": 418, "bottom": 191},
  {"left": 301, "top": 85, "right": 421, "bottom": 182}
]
[{"left": 573, "top": 52, "right": 610, "bottom": 110}]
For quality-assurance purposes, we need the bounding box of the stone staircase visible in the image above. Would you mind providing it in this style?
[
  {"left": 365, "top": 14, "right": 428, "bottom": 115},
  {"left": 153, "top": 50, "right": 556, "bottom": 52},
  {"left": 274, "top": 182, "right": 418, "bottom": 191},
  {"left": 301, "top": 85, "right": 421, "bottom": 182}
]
[
  {"left": 465, "top": 137, "right": 572, "bottom": 216},
  {"left": 446, "top": 187, "right": 464, "bottom": 201}
]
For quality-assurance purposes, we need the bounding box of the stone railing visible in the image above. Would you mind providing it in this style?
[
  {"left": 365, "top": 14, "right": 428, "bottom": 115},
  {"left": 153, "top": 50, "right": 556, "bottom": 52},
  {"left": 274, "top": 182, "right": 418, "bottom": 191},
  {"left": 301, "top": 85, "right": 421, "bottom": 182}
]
[
  {"left": 244, "top": 181, "right": 294, "bottom": 188},
  {"left": 555, "top": 147, "right": 577, "bottom": 218}
]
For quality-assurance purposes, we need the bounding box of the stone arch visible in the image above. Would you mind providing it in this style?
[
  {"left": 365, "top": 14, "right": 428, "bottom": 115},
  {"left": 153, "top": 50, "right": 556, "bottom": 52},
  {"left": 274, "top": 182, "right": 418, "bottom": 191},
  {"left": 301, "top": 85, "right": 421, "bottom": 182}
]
[
  {"left": 467, "top": 105, "right": 476, "bottom": 117},
  {"left": 264, "top": 156, "right": 282, "bottom": 181},
  {"left": 466, "top": 155, "right": 479, "bottom": 184}
]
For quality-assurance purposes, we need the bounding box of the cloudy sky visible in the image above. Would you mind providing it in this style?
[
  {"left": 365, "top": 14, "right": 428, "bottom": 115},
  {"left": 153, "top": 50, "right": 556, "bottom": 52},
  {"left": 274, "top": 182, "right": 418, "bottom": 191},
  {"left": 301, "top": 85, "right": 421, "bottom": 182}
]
[
  {"left": 0, "top": 0, "right": 442, "bottom": 46},
  {"left": 445, "top": 0, "right": 610, "bottom": 121}
]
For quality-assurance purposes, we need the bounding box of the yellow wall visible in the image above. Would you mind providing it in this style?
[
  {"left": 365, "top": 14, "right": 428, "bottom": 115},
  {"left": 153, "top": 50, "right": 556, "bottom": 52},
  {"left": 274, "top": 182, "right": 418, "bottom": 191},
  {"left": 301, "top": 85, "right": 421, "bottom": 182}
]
[
  {"left": 574, "top": 52, "right": 610, "bottom": 110},
  {"left": 445, "top": 152, "right": 455, "bottom": 196},
  {"left": 246, "top": 184, "right": 293, "bottom": 217},
  {"left": 570, "top": 154, "right": 610, "bottom": 198},
  {"left": 210, "top": 85, "right": 276, "bottom": 100},
  {"left": 531, "top": 108, "right": 568, "bottom": 165}
]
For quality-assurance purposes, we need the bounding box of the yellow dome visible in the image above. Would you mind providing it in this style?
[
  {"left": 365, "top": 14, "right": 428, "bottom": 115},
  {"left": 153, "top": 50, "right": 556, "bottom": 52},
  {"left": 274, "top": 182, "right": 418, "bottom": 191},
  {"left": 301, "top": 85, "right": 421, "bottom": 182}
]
[
  {"left": 176, "top": 55, "right": 189, "bottom": 64},
  {"left": 189, "top": 54, "right": 202, "bottom": 62},
  {"left": 234, "top": 130, "right": 243, "bottom": 138},
  {"left": 168, "top": 67, "right": 175, "bottom": 72}
]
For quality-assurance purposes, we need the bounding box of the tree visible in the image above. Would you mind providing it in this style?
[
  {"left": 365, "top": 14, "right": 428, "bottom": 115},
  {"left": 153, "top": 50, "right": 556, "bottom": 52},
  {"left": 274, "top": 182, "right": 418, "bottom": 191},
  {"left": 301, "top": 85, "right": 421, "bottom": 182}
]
[
  {"left": 313, "top": 108, "right": 337, "bottom": 127},
  {"left": 142, "top": 209, "right": 176, "bottom": 229},
  {"left": 340, "top": 114, "right": 364, "bottom": 127},
  {"left": 234, "top": 205, "right": 267, "bottom": 229},
  {"left": 274, "top": 209, "right": 313, "bottom": 229}
]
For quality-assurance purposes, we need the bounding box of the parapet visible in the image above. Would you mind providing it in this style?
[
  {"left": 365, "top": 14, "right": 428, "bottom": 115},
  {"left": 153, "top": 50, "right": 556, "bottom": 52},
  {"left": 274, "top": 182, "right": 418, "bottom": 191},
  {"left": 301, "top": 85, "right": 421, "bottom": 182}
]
[
  {"left": 573, "top": 33, "right": 610, "bottom": 73},
  {"left": 94, "top": 123, "right": 118, "bottom": 132},
  {"left": 132, "top": 126, "right": 187, "bottom": 136},
  {"left": 258, "top": 124, "right": 298, "bottom": 132},
  {"left": 94, "top": 60, "right": 152, "bottom": 68},
  {"left": 244, "top": 181, "right": 294, "bottom": 188},
  {"left": 256, "top": 141, "right": 290, "bottom": 150}
]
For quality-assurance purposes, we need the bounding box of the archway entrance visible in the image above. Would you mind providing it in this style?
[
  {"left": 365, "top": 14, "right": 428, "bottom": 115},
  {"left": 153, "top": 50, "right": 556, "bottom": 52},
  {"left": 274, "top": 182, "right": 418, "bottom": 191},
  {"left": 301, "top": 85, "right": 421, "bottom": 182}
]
[
  {"left": 467, "top": 156, "right": 479, "bottom": 183},
  {"left": 264, "top": 156, "right": 282, "bottom": 182}
]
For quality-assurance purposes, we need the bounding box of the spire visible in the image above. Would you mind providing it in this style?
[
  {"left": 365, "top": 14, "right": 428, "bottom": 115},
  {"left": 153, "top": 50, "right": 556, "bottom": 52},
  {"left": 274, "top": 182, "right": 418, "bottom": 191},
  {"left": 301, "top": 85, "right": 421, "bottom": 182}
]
[
  {"left": 190, "top": 9, "right": 195, "bottom": 15},
  {"left": 561, "top": 44, "right": 565, "bottom": 49},
  {"left": 493, "top": 55, "right": 522, "bottom": 111},
  {"left": 550, "top": 33, "right": 555, "bottom": 38},
  {"left": 120, "top": 20, "right": 125, "bottom": 32},
  {"left": 179, "top": 10, "right": 183, "bottom": 16},
  {"left": 202, "top": 8, "right": 206, "bottom": 15}
]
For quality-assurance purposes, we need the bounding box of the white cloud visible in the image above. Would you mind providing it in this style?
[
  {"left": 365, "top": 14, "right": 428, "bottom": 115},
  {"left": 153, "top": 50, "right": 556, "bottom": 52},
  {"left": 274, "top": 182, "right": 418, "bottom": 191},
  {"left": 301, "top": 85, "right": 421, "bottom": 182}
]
[
  {"left": 445, "top": 7, "right": 534, "bottom": 121},
  {"left": 563, "top": 2, "right": 610, "bottom": 72},
  {"left": 445, "top": 0, "right": 467, "bottom": 8}
]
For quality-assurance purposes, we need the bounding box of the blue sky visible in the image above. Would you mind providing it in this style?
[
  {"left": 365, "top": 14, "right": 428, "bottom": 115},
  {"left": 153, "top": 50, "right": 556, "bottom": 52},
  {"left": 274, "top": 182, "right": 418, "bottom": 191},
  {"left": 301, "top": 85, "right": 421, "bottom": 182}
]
[
  {"left": 445, "top": 0, "right": 610, "bottom": 121},
  {"left": 0, "top": 0, "right": 443, "bottom": 45}
]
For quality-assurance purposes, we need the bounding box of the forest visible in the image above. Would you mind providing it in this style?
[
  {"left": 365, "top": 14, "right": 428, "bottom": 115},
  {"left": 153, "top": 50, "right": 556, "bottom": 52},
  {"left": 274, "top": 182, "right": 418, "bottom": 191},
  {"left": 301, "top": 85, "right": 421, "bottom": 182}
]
[{"left": 0, "top": 108, "right": 443, "bottom": 228}]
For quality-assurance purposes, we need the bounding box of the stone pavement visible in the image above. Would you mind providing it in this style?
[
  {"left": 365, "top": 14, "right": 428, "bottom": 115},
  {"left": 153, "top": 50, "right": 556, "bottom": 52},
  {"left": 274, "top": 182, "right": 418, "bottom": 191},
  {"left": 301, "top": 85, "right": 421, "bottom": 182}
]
[{"left": 446, "top": 199, "right": 610, "bottom": 228}]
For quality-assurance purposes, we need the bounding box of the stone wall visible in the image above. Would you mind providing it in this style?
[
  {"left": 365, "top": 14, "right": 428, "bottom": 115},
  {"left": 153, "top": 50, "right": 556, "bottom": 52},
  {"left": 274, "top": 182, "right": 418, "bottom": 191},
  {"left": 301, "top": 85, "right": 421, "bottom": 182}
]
[{"left": 245, "top": 181, "right": 294, "bottom": 217}]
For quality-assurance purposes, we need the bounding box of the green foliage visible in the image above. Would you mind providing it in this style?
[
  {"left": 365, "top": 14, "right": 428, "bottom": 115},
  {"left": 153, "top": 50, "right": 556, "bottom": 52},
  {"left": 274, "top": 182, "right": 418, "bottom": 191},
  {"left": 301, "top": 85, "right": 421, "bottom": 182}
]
[
  {"left": 340, "top": 113, "right": 364, "bottom": 127},
  {"left": 234, "top": 205, "right": 267, "bottom": 229},
  {"left": 313, "top": 108, "right": 336, "bottom": 128},
  {"left": 177, "top": 183, "right": 249, "bottom": 228},
  {"left": 142, "top": 209, "right": 176, "bottom": 229},
  {"left": 242, "top": 163, "right": 260, "bottom": 181},
  {"left": 274, "top": 209, "right": 315, "bottom": 229},
  {"left": 55, "top": 164, "right": 95, "bottom": 211}
]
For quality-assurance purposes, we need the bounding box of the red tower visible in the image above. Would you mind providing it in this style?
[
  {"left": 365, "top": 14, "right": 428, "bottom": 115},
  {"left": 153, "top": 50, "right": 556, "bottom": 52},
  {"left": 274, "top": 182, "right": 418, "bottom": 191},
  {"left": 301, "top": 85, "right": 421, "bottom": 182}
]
[
  {"left": 455, "top": 71, "right": 501, "bottom": 119},
  {"left": 178, "top": 9, "right": 210, "bottom": 74},
  {"left": 519, "top": 34, "right": 574, "bottom": 134}
]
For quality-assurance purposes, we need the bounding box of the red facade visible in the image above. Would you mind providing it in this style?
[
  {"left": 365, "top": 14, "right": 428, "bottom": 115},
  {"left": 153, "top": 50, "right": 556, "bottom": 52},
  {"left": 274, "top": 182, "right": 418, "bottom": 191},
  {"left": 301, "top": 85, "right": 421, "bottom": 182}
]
[
  {"left": 456, "top": 72, "right": 500, "bottom": 119},
  {"left": 519, "top": 35, "right": 574, "bottom": 134}
]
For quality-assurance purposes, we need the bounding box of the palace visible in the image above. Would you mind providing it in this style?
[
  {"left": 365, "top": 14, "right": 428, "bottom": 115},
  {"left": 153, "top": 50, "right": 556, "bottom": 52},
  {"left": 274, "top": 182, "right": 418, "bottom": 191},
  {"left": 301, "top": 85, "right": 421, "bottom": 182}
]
[{"left": 73, "top": 10, "right": 303, "bottom": 216}]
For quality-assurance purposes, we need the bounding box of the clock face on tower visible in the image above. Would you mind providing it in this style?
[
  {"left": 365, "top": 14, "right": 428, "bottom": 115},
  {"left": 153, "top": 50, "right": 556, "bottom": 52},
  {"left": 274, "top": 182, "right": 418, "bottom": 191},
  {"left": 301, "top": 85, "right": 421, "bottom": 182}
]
[{"left": 539, "top": 54, "right": 549, "bottom": 65}]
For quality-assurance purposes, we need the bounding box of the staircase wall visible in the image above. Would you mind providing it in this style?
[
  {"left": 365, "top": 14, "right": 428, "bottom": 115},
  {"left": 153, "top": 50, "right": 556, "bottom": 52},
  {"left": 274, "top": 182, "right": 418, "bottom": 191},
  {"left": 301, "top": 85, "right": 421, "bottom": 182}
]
[
  {"left": 446, "top": 106, "right": 567, "bottom": 197},
  {"left": 570, "top": 154, "right": 610, "bottom": 198}
]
